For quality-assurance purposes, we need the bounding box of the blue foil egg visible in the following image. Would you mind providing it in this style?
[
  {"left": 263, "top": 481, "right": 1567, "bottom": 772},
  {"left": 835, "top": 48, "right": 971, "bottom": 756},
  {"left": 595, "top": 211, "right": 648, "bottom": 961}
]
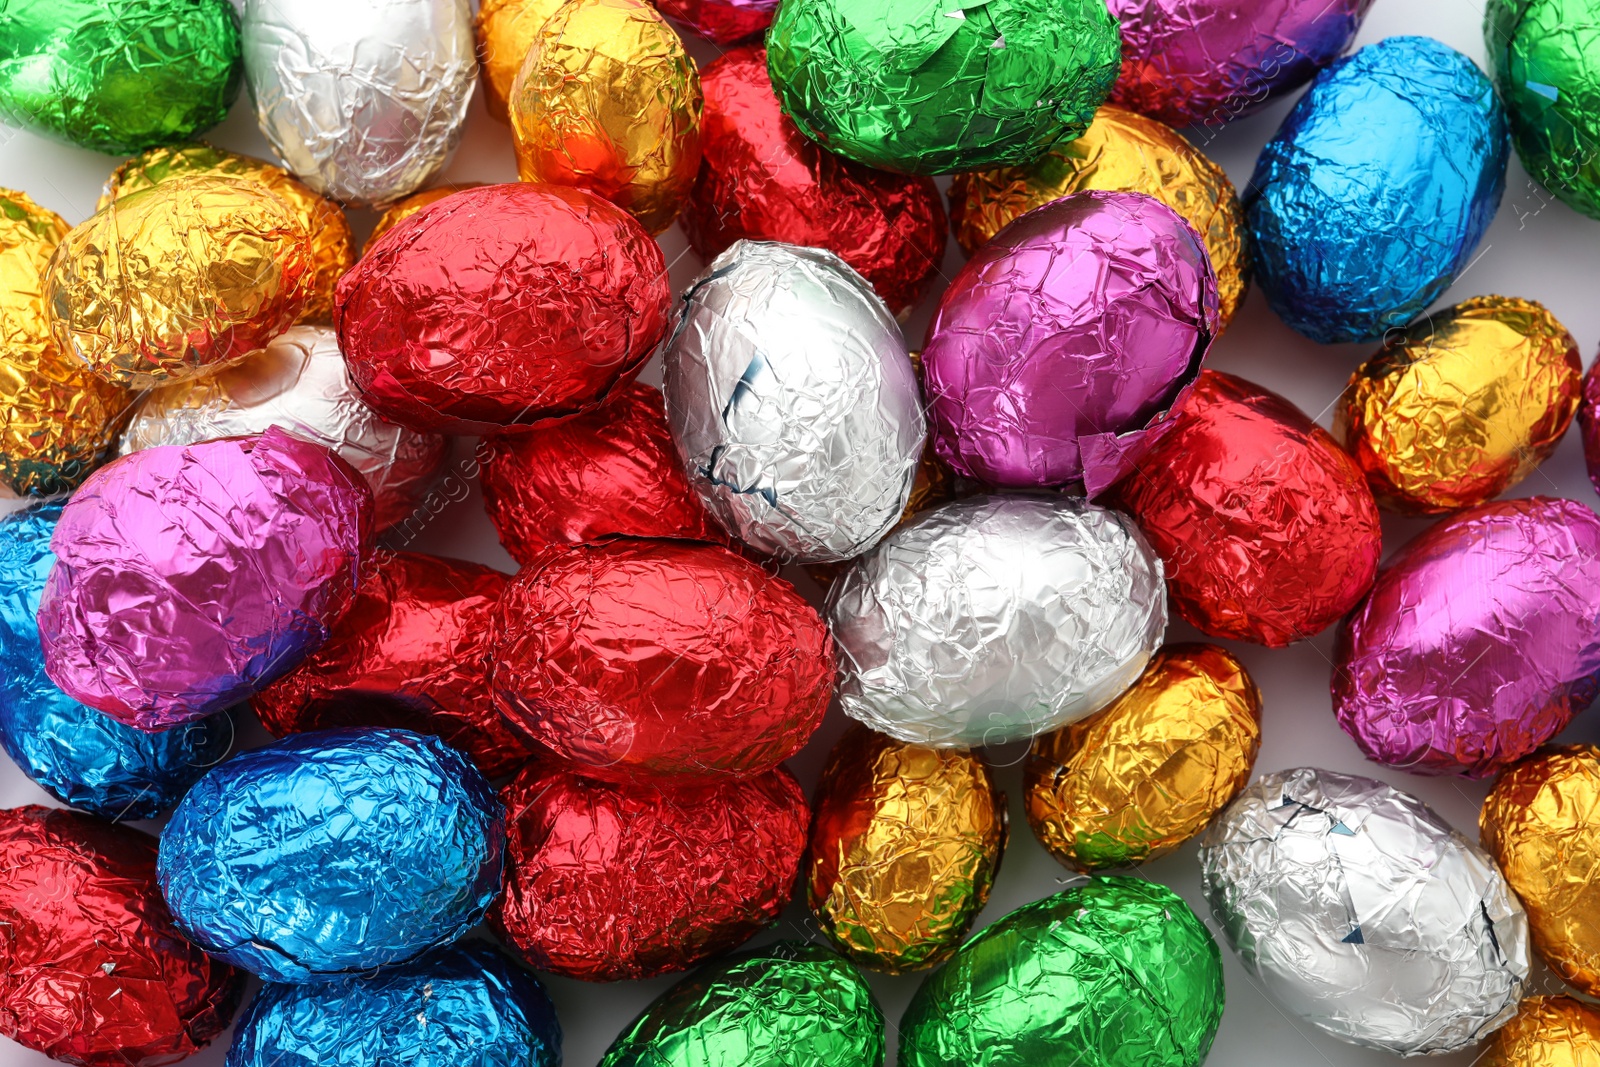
[
  {"left": 157, "top": 728, "right": 504, "bottom": 982},
  {"left": 227, "top": 940, "right": 559, "bottom": 1067},
  {"left": 0, "top": 501, "right": 233, "bottom": 820},
  {"left": 1246, "top": 36, "right": 1509, "bottom": 344}
]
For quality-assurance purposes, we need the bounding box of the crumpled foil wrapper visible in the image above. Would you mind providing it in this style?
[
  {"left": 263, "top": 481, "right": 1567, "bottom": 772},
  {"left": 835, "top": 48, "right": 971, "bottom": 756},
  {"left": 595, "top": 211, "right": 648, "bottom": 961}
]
[
  {"left": 491, "top": 761, "right": 808, "bottom": 981},
  {"left": 924, "top": 190, "right": 1217, "bottom": 494},
  {"left": 1025, "top": 642, "right": 1260, "bottom": 872},
  {"left": 899, "top": 876, "right": 1223, "bottom": 1067},
  {"left": 1333, "top": 496, "right": 1600, "bottom": 778},
  {"left": 337, "top": 182, "right": 670, "bottom": 435},
  {"left": 475, "top": 0, "right": 568, "bottom": 123},
  {"left": 1482, "top": 746, "right": 1600, "bottom": 998},
  {"left": 0, "top": 0, "right": 240, "bottom": 154},
  {"left": 656, "top": 0, "right": 776, "bottom": 43},
  {"left": 47, "top": 174, "right": 315, "bottom": 389},
  {"left": 0, "top": 806, "right": 243, "bottom": 1067},
  {"left": 661, "top": 240, "right": 926, "bottom": 564},
  {"left": 158, "top": 728, "right": 504, "bottom": 983},
  {"left": 1107, "top": 369, "right": 1382, "bottom": 647},
  {"left": 119, "top": 325, "right": 447, "bottom": 531},
  {"left": 226, "top": 940, "right": 561, "bottom": 1067},
  {"left": 1337, "top": 296, "right": 1581, "bottom": 514},
  {"left": 765, "top": 0, "right": 1120, "bottom": 175},
  {"left": 38, "top": 426, "right": 371, "bottom": 729},
  {"left": 948, "top": 105, "right": 1248, "bottom": 329},
  {"left": 1482, "top": 996, "right": 1600, "bottom": 1067},
  {"left": 1200, "top": 766, "right": 1530, "bottom": 1056},
  {"left": 492, "top": 538, "right": 833, "bottom": 782},
  {"left": 241, "top": 0, "right": 476, "bottom": 207},
  {"left": 1247, "top": 36, "right": 1509, "bottom": 344},
  {"left": 1572, "top": 345, "right": 1600, "bottom": 501},
  {"left": 807, "top": 723, "right": 1006, "bottom": 973},
  {"left": 827, "top": 495, "right": 1166, "bottom": 747},
  {"left": 361, "top": 183, "right": 483, "bottom": 255},
  {"left": 509, "top": 0, "right": 702, "bottom": 235}
]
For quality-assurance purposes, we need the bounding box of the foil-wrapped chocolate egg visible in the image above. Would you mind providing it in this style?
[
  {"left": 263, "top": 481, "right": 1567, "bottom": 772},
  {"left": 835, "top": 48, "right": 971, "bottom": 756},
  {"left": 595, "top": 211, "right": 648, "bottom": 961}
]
[
  {"left": 1201, "top": 767, "right": 1530, "bottom": 1055},
  {"left": 807, "top": 724, "right": 1005, "bottom": 973},
  {"left": 662, "top": 241, "right": 925, "bottom": 563},
  {"left": 656, "top": 0, "right": 775, "bottom": 43},
  {"left": 492, "top": 762, "right": 808, "bottom": 981},
  {"left": 509, "top": 0, "right": 701, "bottom": 234},
  {"left": 1482, "top": 746, "right": 1600, "bottom": 997},
  {"left": 361, "top": 183, "right": 484, "bottom": 256},
  {"left": 492, "top": 538, "right": 833, "bottom": 782},
  {"left": 1248, "top": 36, "right": 1508, "bottom": 343},
  {"left": 1025, "top": 643, "right": 1260, "bottom": 872},
  {"left": 240, "top": 0, "right": 476, "bottom": 207},
  {"left": 827, "top": 495, "right": 1166, "bottom": 748},
  {"left": 475, "top": 0, "right": 568, "bottom": 123},
  {"left": 924, "top": 190, "right": 1217, "bottom": 494},
  {"left": 1482, "top": 997, "right": 1600, "bottom": 1067},
  {"left": 1583, "top": 356, "right": 1600, "bottom": 499},
  {"left": 1334, "top": 497, "right": 1600, "bottom": 778}
]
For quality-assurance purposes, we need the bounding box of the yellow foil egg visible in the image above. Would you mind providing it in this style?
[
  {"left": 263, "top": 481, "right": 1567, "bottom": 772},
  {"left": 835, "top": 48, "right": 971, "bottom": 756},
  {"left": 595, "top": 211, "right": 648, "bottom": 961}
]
[
  {"left": 1335, "top": 295, "right": 1581, "bottom": 514},
  {"left": 947, "top": 104, "right": 1249, "bottom": 328},
  {"left": 1481, "top": 746, "right": 1600, "bottom": 998},
  {"left": 47, "top": 175, "right": 314, "bottom": 389},
  {"left": 508, "top": 0, "right": 702, "bottom": 235},
  {"left": 362, "top": 183, "right": 485, "bottom": 256},
  {"left": 1482, "top": 997, "right": 1600, "bottom": 1067},
  {"left": 1025, "top": 642, "right": 1262, "bottom": 872},
  {"left": 476, "top": 0, "right": 571, "bottom": 123},
  {"left": 807, "top": 723, "right": 1006, "bottom": 973},
  {"left": 0, "top": 189, "right": 126, "bottom": 496}
]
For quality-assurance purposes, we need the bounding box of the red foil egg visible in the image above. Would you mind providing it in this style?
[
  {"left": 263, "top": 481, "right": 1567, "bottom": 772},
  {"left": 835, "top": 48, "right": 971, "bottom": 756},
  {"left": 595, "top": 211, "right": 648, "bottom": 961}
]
[
  {"left": 681, "top": 45, "right": 948, "bottom": 318},
  {"left": 1107, "top": 369, "right": 1382, "bottom": 647},
  {"left": 655, "top": 0, "right": 776, "bottom": 43},
  {"left": 0, "top": 806, "right": 243, "bottom": 1067},
  {"left": 334, "top": 183, "right": 671, "bottom": 435},
  {"left": 491, "top": 538, "right": 834, "bottom": 782},
  {"left": 491, "top": 760, "right": 809, "bottom": 980}
]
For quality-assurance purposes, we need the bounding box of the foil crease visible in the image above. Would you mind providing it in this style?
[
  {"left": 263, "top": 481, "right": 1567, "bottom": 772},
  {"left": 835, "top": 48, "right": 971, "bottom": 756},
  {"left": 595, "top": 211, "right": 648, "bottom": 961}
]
[
  {"left": 656, "top": 0, "right": 777, "bottom": 43},
  {"left": 1483, "top": 997, "right": 1600, "bottom": 1067},
  {"left": 361, "top": 183, "right": 483, "bottom": 255},
  {"left": 476, "top": 0, "right": 569, "bottom": 123},
  {"left": 1571, "top": 345, "right": 1600, "bottom": 501}
]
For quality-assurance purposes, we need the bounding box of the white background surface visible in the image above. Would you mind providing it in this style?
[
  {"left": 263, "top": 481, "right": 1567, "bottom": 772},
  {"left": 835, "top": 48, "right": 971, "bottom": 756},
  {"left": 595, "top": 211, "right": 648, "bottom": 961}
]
[{"left": 3, "top": 0, "right": 1600, "bottom": 1064}]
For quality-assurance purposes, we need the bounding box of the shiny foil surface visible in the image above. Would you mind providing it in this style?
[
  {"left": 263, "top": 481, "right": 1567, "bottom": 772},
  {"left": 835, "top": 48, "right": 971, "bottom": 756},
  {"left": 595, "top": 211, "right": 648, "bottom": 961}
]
[
  {"left": 492, "top": 761, "right": 808, "bottom": 981},
  {"left": 509, "top": 0, "right": 702, "bottom": 235},
  {"left": 898, "top": 877, "right": 1223, "bottom": 1067},
  {"left": 682, "top": 46, "right": 947, "bottom": 319},
  {"left": 1481, "top": 746, "right": 1600, "bottom": 997},
  {"left": 1484, "top": 997, "right": 1600, "bottom": 1067},
  {"left": 475, "top": 0, "right": 568, "bottom": 123},
  {"left": 226, "top": 941, "right": 561, "bottom": 1067},
  {"left": 240, "top": 0, "right": 477, "bottom": 207},
  {"left": 38, "top": 427, "right": 371, "bottom": 729},
  {"left": 923, "top": 190, "right": 1217, "bottom": 494},
  {"left": 1333, "top": 497, "right": 1600, "bottom": 778},
  {"left": 336, "top": 182, "right": 670, "bottom": 434},
  {"left": 254, "top": 552, "right": 533, "bottom": 779},
  {"left": 1337, "top": 296, "right": 1581, "bottom": 513},
  {"left": 1200, "top": 767, "right": 1530, "bottom": 1056},
  {"left": 0, "top": 0, "right": 240, "bottom": 154},
  {"left": 765, "top": 0, "right": 1120, "bottom": 175},
  {"left": 1107, "top": 369, "right": 1383, "bottom": 647},
  {"left": 158, "top": 728, "right": 504, "bottom": 983},
  {"left": 1247, "top": 36, "right": 1509, "bottom": 343},
  {"left": 655, "top": 0, "right": 776, "bottom": 43},
  {"left": 361, "top": 183, "right": 484, "bottom": 255},
  {"left": 1584, "top": 356, "right": 1600, "bottom": 498},
  {"left": 598, "top": 941, "right": 885, "bottom": 1067},
  {"left": 119, "top": 325, "right": 447, "bottom": 531},
  {"left": 947, "top": 105, "right": 1248, "bottom": 329},
  {"left": 807, "top": 724, "right": 1006, "bottom": 973},
  {"left": 1025, "top": 642, "right": 1261, "bottom": 872},
  {"left": 0, "top": 806, "right": 243, "bottom": 1067},
  {"left": 46, "top": 175, "right": 314, "bottom": 389},
  {"left": 663, "top": 241, "right": 925, "bottom": 563},
  {"left": 492, "top": 538, "right": 833, "bottom": 782},
  {"left": 826, "top": 495, "right": 1167, "bottom": 747}
]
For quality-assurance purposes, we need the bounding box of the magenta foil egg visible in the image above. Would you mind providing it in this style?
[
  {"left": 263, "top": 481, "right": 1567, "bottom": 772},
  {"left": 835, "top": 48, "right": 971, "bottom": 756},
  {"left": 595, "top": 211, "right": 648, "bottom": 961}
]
[
  {"left": 922, "top": 190, "right": 1217, "bottom": 495},
  {"left": 1333, "top": 496, "right": 1600, "bottom": 779}
]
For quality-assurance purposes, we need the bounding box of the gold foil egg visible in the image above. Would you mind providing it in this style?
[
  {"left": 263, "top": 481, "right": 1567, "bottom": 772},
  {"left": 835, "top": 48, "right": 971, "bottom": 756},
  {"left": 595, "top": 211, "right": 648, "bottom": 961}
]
[
  {"left": 100, "top": 143, "right": 353, "bottom": 324},
  {"left": 362, "top": 183, "right": 485, "bottom": 256},
  {"left": 1335, "top": 295, "right": 1581, "bottom": 514},
  {"left": 1483, "top": 997, "right": 1600, "bottom": 1067},
  {"left": 807, "top": 723, "right": 1006, "bottom": 973},
  {"left": 46, "top": 175, "right": 314, "bottom": 389},
  {"left": 476, "top": 0, "right": 571, "bottom": 123},
  {"left": 947, "top": 104, "right": 1250, "bottom": 328},
  {"left": 1025, "top": 643, "right": 1262, "bottom": 872},
  {"left": 1481, "top": 746, "right": 1600, "bottom": 998},
  {"left": 508, "top": 0, "right": 702, "bottom": 234}
]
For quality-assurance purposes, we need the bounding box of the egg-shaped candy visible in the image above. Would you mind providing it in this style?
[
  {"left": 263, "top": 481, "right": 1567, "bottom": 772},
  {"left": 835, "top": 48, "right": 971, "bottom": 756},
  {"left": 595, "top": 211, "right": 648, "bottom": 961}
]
[
  {"left": 1334, "top": 497, "right": 1600, "bottom": 778},
  {"left": 1482, "top": 997, "right": 1600, "bottom": 1067},
  {"left": 656, "top": 0, "right": 775, "bottom": 43},
  {"left": 360, "top": 182, "right": 485, "bottom": 255},
  {"left": 1106, "top": 370, "right": 1382, "bottom": 647},
  {"left": 1575, "top": 347, "right": 1600, "bottom": 500},
  {"left": 475, "top": 0, "right": 568, "bottom": 123},
  {"left": 1247, "top": 36, "right": 1508, "bottom": 343}
]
